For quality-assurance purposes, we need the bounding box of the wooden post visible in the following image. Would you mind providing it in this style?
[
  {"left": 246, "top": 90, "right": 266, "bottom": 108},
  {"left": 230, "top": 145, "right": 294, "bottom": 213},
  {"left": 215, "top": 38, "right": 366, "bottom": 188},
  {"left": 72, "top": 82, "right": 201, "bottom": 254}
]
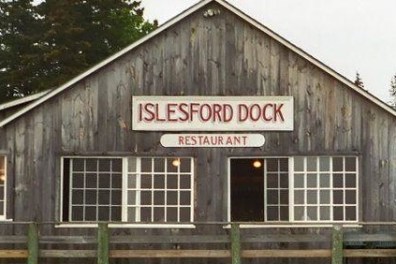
[
  {"left": 231, "top": 223, "right": 241, "bottom": 264},
  {"left": 97, "top": 223, "right": 109, "bottom": 264},
  {"left": 27, "top": 223, "right": 38, "bottom": 264},
  {"left": 332, "top": 225, "right": 343, "bottom": 264}
]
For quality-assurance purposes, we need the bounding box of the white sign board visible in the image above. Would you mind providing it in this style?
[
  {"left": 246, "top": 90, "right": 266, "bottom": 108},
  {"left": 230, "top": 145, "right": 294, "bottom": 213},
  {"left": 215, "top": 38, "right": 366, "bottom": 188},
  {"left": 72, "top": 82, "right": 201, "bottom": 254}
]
[
  {"left": 161, "top": 134, "right": 265, "bottom": 148},
  {"left": 132, "top": 96, "right": 293, "bottom": 131}
]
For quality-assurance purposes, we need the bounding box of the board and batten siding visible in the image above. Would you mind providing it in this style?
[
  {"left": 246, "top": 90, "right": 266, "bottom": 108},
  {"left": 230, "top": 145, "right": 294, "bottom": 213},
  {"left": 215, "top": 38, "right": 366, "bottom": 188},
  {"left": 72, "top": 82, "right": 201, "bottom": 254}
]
[{"left": 0, "top": 2, "right": 395, "bottom": 263}]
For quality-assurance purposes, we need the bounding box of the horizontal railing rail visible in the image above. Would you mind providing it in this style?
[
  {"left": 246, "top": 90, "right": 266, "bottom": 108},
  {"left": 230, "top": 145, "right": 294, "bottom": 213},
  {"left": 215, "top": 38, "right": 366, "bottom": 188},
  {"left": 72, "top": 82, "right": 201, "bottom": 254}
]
[{"left": 0, "top": 222, "right": 395, "bottom": 263}]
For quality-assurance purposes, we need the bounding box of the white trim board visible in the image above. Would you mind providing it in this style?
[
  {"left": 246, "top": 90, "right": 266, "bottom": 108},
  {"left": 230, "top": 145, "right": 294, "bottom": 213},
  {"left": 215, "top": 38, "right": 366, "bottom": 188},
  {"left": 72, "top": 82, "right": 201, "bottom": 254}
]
[
  {"left": 0, "top": 0, "right": 394, "bottom": 128},
  {"left": 0, "top": 90, "right": 49, "bottom": 112},
  {"left": 55, "top": 223, "right": 196, "bottom": 229}
]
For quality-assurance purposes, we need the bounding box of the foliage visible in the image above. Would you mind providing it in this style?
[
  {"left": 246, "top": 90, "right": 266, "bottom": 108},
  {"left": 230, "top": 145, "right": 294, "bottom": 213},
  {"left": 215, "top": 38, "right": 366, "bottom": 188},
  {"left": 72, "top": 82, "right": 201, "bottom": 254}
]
[
  {"left": 0, "top": 0, "right": 43, "bottom": 102},
  {"left": 354, "top": 72, "right": 365, "bottom": 90},
  {"left": 0, "top": 0, "right": 157, "bottom": 103}
]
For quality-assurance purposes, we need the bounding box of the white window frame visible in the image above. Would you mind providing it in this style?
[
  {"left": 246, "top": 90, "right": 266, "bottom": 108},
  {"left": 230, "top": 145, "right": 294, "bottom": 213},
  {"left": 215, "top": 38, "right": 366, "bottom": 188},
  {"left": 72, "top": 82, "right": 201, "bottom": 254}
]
[
  {"left": 60, "top": 156, "right": 195, "bottom": 228},
  {"left": 124, "top": 157, "right": 194, "bottom": 223},
  {"left": 227, "top": 156, "right": 359, "bottom": 224},
  {"left": 264, "top": 157, "right": 290, "bottom": 221},
  {"left": 66, "top": 157, "right": 123, "bottom": 222},
  {"left": 0, "top": 155, "right": 7, "bottom": 220},
  {"left": 290, "top": 156, "right": 359, "bottom": 223}
]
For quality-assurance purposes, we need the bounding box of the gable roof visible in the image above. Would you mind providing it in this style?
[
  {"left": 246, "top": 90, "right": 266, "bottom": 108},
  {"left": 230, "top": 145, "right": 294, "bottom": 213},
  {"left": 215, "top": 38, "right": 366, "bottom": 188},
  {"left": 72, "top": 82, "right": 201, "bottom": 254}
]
[{"left": 0, "top": 0, "right": 395, "bottom": 127}]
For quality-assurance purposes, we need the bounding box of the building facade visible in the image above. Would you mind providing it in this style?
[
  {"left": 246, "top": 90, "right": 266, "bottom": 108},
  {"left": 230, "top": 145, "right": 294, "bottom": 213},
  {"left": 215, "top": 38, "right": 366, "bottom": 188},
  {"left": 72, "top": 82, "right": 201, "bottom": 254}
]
[{"left": 0, "top": 0, "right": 395, "bottom": 263}]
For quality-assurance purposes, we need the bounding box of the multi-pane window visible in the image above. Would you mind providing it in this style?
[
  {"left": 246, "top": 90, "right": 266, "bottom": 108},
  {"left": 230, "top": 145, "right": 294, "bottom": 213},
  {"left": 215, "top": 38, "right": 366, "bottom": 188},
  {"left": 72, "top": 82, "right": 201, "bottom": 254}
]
[
  {"left": 126, "top": 158, "right": 193, "bottom": 222},
  {"left": 230, "top": 156, "right": 358, "bottom": 223},
  {"left": 62, "top": 157, "right": 194, "bottom": 224},
  {"left": 64, "top": 158, "right": 122, "bottom": 222},
  {"left": 265, "top": 158, "right": 289, "bottom": 221},
  {"left": 292, "top": 156, "right": 358, "bottom": 222},
  {"left": 0, "top": 156, "right": 6, "bottom": 219}
]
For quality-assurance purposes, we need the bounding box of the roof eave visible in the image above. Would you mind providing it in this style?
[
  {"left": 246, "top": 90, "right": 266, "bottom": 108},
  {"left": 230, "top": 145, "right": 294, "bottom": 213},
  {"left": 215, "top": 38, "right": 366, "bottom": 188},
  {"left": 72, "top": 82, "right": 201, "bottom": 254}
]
[{"left": 0, "top": 90, "right": 50, "bottom": 112}]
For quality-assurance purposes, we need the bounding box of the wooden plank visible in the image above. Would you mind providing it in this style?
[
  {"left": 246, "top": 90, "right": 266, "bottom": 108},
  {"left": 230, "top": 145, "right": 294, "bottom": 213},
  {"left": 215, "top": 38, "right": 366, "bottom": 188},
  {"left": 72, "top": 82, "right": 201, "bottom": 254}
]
[
  {"left": 39, "top": 250, "right": 96, "bottom": 258},
  {"left": 109, "top": 250, "right": 231, "bottom": 258},
  {"left": 231, "top": 224, "right": 241, "bottom": 264},
  {"left": 0, "top": 236, "right": 27, "bottom": 243},
  {"left": 39, "top": 236, "right": 96, "bottom": 244},
  {"left": 27, "top": 223, "right": 39, "bottom": 264},
  {"left": 97, "top": 223, "right": 109, "bottom": 264},
  {"left": 344, "top": 249, "right": 396, "bottom": 258},
  {"left": 243, "top": 234, "right": 329, "bottom": 243},
  {"left": 241, "top": 249, "right": 331, "bottom": 258},
  {"left": 0, "top": 250, "right": 28, "bottom": 258},
  {"left": 4, "top": 248, "right": 396, "bottom": 259},
  {"left": 344, "top": 233, "right": 396, "bottom": 242},
  {"left": 332, "top": 225, "right": 343, "bottom": 264},
  {"left": 110, "top": 235, "right": 230, "bottom": 244}
]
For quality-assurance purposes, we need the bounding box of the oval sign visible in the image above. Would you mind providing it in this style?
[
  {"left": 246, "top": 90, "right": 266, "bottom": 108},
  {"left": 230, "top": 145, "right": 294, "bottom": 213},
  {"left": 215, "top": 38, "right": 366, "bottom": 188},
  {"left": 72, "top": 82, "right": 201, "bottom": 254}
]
[{"left": 160, "top": 134, "right": 265, "bottom": 148}]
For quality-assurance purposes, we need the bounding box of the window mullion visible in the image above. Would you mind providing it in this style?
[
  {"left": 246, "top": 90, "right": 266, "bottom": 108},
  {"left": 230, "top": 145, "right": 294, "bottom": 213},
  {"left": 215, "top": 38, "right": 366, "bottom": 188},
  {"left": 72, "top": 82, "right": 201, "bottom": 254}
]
[
  {"left": 263, "top": 159, "right": 267, "bottom": 222},
  {"left": 289, "top": 157, "right": 294, "bottom": 222},
  {"left": 68, "top": 159, "right": 73, "bottom": 222},
  {"left": 121, "top": 158, "right": 128, "bottom": 222},
  {"left": 136, "top": 158, "right": 141, "bottom": 222},
  {"left": 151, "top": 158, "right": 154, "bottom": 222},
  {"left": 190, "top": 158, "right": 194, "bottom": 222},
  {"left": 177, "top": 158, "right": 181, "bottom": 223},
  {"left": 96, "top": 160, "right": 99, "bottom": 222},
  {"left": 330, "top": 157, "right": 333, "bottom": 222},
  {"left": 164, "top": 159, "right": 168, "bottom": 222},
  {"left": 83, "top": 159, "right": 86, "bottom": 221},
  {"left": 356, "top": 157, "right": 359, "bottom": 221},
  {"left": 316, "top": 157, "right": 320, "bottom": 222}
]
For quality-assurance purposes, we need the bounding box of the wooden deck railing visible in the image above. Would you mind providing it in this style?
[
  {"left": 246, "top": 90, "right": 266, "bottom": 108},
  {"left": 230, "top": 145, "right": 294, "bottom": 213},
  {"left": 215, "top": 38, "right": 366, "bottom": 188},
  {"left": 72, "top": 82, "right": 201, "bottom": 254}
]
[{"left": 0, "top": 222, "right": 396, "bottom": 263}]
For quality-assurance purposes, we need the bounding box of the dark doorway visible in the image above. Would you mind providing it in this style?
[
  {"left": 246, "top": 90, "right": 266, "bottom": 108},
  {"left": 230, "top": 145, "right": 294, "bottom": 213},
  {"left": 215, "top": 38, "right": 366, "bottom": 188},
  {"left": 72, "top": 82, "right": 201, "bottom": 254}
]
[{"left": 230, "top": 158, "right": 264, "bottom": 221}]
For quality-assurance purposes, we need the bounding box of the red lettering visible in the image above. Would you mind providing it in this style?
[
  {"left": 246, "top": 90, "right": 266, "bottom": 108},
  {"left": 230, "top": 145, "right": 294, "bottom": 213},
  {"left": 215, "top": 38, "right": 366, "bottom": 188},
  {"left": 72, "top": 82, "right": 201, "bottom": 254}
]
[
  {"left": 200, "top": 104, "right": 212, "bottom": 122},
  {"left": 167, "top": 103, "right": 178, "bottom": 122},
  {"left": 213, "top": 104, "right": 222, "bottom": 121},
  {"left": 238, "top": 104, "right": 249, "bottom": 121},
  {"left": 249, "top": 104, "right": 261, "bottom": 121},
  {"left": 143, "top": 103, "right": 155, "bottom": 121},
  {"left": 139, "top": 103, "right": 143, "bottom": 121},
  {"left": 191, "top": 136, "right": 197, "bottom": 145},
  {"left": 224, "top": 104, "right": 233, "bottom": 122},
  {"left": 138, "top": 101, "right": 285, "bottom": 125},
  {"left": 262, "top": 104, "right": 273, "bottom": 121},
  {"left": 190, "top": 103, "right": 200, "bottom": 121},
  {"left": 274, "top": 103, "right": 285, "bottom": 121},
  {"left": 178, "top": 103, "right": 189, "bottom": 121},
  {"left": 243, "top": 136, "right": 248, "bottom": 145},
  {"left": 155, "top": 103, "right": 166, "bottom": 121},
  {"left": 178, "top": 136, "right": 185, "bottom": 145}
]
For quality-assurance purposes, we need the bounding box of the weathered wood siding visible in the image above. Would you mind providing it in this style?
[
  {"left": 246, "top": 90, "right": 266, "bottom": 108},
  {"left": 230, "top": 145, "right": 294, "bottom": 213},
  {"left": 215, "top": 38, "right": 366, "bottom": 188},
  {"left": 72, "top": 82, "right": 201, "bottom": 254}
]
[{"left": 0, "top": 2, "right": 395, "bottom": 263}]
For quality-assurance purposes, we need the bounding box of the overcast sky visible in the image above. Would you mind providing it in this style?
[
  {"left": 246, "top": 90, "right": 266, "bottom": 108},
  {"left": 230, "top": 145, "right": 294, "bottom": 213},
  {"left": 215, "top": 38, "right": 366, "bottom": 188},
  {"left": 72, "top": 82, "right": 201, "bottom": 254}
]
[{"left": 140, "top": 0, "right": 396, "bottom": 103}]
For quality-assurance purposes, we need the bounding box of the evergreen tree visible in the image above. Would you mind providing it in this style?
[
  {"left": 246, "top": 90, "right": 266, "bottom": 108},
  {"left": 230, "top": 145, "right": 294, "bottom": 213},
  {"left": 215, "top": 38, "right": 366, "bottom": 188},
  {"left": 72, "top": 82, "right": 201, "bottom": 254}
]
[
  {"left": 354, "top": 72, "right": 365, "bottom": 90},
  {"left": 0, "top": 0, "right": 42, "bottom": 102},
  {"left": 390, "top": 74, "right": 396, "bottom": 109},
  {"left": 0, "top": 0, "right": 157, "bottom": 103}
]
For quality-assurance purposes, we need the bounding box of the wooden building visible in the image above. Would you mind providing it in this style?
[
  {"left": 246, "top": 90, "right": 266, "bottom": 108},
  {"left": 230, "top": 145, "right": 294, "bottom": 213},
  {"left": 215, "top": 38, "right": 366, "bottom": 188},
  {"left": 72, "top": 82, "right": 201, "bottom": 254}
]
[{"left": 0, "top": 0, "right": 395, "bottom": 263}]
